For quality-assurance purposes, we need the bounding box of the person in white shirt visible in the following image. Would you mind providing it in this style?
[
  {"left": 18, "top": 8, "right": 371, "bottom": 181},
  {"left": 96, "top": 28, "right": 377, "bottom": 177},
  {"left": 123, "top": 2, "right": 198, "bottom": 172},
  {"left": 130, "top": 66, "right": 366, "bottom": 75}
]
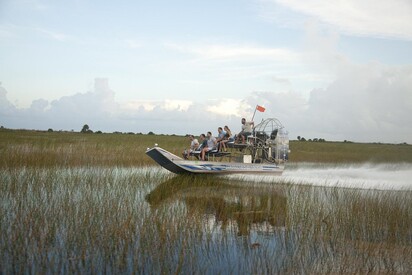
[
  {"left": 238, "top": 118, "right": 254, "bottom": 143},
  {"left": 182, "top": 134, "right": 199, "bottom": 159}
]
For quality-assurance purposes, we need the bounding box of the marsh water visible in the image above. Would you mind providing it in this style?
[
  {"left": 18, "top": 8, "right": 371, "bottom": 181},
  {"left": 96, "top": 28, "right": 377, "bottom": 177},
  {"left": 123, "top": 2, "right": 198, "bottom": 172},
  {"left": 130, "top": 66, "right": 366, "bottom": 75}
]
[{"left": 1, "top": 164, "right": 411, "bottom": 273}]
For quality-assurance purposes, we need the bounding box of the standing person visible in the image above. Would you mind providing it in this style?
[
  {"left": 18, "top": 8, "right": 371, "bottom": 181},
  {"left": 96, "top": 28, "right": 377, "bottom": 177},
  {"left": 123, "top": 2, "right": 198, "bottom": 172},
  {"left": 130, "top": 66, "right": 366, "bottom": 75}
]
[
  {"left": 220, "top": 125, "right": 233, "bottom": 151},
  {"left": 182, "top": 134, "right": 199, "bottom": 159},
  {"left": 238, "top": 118, "right": 254, "bottom": 143},
  {"left": 201, "top": 131, "right": 217, "bottom": 161}
]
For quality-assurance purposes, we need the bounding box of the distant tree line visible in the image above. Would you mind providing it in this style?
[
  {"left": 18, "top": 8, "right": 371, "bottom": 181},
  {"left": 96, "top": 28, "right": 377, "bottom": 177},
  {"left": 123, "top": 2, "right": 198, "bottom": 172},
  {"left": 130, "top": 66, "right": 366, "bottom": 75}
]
[
  {"left": 78, "top": 124, "right": 153, "bottom": 135},
  {"left": 1, "top": 124, "right": 411, "bottom": 145},
  {"left": 297, "top": 136, "right": 326, "bottom": 142}
]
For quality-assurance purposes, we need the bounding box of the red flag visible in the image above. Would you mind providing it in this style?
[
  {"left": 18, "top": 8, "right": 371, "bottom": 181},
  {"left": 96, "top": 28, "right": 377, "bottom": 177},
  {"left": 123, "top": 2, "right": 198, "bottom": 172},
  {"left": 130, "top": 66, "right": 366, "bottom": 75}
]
[{"left": 256, "top": 105, "right": 265, "bottom": 112}]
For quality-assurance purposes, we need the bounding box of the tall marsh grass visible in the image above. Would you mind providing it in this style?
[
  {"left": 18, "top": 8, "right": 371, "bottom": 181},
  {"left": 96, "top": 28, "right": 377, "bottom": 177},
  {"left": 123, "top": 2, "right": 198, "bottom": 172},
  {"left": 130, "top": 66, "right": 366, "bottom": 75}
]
[
  {"left": 291, "top": 141, "right": 412, "bottom": 163},
  {"left": 1, "top": 170, "right": 411, "bottom": 273},
  {"left": 0, "top": 130, "right": 186, "bottom": 168},
  {"left": 1, "top": 129, "right": 412, "bottom": 168},
  {"left": 1, "top": 129, "right": 411, "bottom": 273}
]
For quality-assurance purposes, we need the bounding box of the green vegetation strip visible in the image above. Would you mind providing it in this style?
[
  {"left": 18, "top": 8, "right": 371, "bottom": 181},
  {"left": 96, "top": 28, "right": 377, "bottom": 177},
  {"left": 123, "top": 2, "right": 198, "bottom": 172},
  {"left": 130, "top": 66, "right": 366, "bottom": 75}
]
[{"left": 1, "top": 129, "right": 412, "bottom": 168}]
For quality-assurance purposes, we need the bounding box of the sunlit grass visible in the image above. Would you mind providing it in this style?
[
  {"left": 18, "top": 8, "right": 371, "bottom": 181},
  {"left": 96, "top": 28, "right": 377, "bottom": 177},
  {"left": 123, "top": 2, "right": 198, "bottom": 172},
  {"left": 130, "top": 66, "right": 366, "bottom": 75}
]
[
  {"left": 1, "top": 129, "right": 412, "bottom": 169},
  {"left": 0, "top": 130, "right": 186, "bottom": 168},
  {"left": 290, "top": 141, "right": 412, "bottom": 163}
]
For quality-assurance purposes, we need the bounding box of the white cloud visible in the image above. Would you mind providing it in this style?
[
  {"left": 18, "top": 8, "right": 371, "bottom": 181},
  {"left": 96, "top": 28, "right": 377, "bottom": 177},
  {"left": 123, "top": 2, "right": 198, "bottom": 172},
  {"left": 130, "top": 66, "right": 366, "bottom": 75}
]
[
  {"left": 163, "top": 99, "right": 193, "bottom": 111},
  {"left": 123, "top": 99, "right": 193, "bottom": 112},
  {"left": 306, "top": 63, "right": 412, "bottom": 141},
  {"left": 1, "top": 67, "right": 411, "bottom": 143},
  {"left": 166, "top": 42, "right": 299, "bottom": 62},
  {"left": 205, "top": 98, "right": 244, "bottom": 117},
  {"left": 122, "top": 100, "right": 156, "bottom": 111},
  {"left": 0, "top": 79, "right": 242, "bottom": 134},
  {"left": 0, "top": 83, "right": 17, "bottom": 115},
  {"left": 30, "top": 98, "right": 49, "bottom": 112},
  {"left": 266, "top": 0, "right": 412, "bottom": 40},
  {"left": 245, "top": 63, "right": 412, "bottom": 143}
]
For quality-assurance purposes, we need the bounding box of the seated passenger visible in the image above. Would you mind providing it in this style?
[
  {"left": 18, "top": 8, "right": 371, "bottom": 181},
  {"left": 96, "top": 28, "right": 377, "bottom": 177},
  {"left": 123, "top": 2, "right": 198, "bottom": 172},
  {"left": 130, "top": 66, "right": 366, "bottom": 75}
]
[
  {"left": 237, "top": 118, "right": 254, "bottom": 143},
  {"left": 216, "top": 127, "right": 227, "bottom": 151},
  {"left": 201, "top": 131, "right": 217, "bottom": 161},
  {"left": 220, "top": 125, "right": 233, "bottom": 151},
  {"left": 182, "top": 134, "right": 199, "bottom": 160},
  {"left": 198, "top": 134, "right": 207, "bottom": 150}
]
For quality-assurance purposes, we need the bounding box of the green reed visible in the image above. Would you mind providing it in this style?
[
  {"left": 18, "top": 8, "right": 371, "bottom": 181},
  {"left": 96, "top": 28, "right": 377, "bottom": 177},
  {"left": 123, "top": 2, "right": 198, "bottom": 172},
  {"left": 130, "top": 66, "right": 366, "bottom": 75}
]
[
  {"left": 0, "top": 167, "right": 165, "bottom": 273},
  {"left": 0, "top": 130, "right": 186, "bottom": 168},
  {"left": 1, "top": 129, "right": 411, "bottom": 273},
  {"left": 283, "top": 184, "right": 412, "bottom": 273},
  {"left": 290, "top": 141, "right": 412, "bottom": 163},
  {"left": 1, "top": 170, "right": 411, "bottom": 273},
  {"left": 1, "top": 129, "right": 412, "bottom": 169}
]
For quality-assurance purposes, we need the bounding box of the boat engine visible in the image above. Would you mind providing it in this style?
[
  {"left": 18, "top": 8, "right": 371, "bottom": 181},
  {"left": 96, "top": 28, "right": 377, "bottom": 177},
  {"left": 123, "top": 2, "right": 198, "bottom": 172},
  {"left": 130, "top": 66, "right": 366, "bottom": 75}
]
[{"left": 252, "top": 118, "right": 289, "bottom": 163}]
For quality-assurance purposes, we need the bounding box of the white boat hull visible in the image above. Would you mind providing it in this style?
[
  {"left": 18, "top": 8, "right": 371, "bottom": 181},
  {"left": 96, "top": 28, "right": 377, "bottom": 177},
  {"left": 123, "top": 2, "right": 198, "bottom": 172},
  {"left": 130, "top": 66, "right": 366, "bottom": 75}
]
[{"left": 146, "top": 147, "right": 284, "bottom": 175}]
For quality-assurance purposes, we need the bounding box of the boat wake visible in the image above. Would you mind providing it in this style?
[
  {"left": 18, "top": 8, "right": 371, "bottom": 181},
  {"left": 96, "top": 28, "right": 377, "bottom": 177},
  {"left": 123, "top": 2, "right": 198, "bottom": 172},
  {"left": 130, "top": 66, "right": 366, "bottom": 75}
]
[{"left": 229, "top": 163, "right": 412, "bottom": 191}]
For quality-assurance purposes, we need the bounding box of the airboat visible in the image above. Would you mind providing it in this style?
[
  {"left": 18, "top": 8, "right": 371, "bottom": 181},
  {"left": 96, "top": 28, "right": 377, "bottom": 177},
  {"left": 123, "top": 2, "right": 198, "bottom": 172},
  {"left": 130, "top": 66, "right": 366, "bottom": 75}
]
[{"left": 145, "top": 118, "right": 289, "bottom": 175}]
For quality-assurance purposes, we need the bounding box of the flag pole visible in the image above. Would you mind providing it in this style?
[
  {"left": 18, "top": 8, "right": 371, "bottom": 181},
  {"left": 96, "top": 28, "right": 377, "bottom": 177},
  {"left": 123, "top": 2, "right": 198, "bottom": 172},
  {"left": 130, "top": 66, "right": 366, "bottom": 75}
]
[{"left": 251, "top": 105, "right": 257, "bottom": 121}]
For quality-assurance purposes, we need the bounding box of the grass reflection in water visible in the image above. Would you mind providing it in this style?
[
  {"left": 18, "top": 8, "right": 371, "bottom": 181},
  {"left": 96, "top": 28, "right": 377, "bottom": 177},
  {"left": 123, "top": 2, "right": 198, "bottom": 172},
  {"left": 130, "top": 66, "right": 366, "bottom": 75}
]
[{"left": 146, "top": 175, "right": 287, "bottom": 237}]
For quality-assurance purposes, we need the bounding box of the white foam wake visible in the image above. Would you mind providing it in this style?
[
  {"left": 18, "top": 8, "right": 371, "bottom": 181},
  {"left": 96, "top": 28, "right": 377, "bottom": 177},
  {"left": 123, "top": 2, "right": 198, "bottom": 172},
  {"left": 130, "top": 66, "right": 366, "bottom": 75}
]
[{"left": 230, "top": 163, "right": 412, "bottom": 191}]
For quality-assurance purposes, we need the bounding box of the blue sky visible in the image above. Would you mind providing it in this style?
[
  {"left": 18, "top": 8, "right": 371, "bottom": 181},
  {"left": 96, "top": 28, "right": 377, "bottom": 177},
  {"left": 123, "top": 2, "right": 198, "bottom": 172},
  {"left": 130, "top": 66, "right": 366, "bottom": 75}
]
[{"left": 1, "top": 0, "right": 412, "bottom": 143}]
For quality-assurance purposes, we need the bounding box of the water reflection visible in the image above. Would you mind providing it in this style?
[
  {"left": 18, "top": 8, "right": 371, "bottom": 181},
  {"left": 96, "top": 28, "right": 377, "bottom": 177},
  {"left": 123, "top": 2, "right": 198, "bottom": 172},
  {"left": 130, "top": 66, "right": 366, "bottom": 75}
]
[{"left": 145, "top": 175, "right": 286, "bottom": 236}]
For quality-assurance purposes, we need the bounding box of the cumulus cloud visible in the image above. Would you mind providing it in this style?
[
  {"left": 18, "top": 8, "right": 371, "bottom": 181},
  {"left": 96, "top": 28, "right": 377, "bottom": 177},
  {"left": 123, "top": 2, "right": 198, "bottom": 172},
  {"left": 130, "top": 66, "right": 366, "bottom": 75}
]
[
  {"left": 123, "top": 99, "right": 192, "bottom": 112},
  {"left": 205, "top": 98, "right": 244, "bottom": 117},
  {"left": 245, "top": 21, "right": 412, "bottom": 143},
  {"left": 245, "top": 61, "right": 412, "bottom": 143},
  {"left": 29, "top": 98, "right": 48, "bottom": 113},
  {"left": 1, "top": 69, "right": 411, "bottom": 143},
  {"left": 50, "top": 78, "right": 117, "bottom": 116},
  {"left": 0, "top": 82, "right": 17, "bottom": 115},
  {"left": 305, "top": 63, "right": 412, "bottom": 142},
  {"left": 0, "top": 79, "right": 241, "bottom": 135},
  {"left": 269, "top": 0, "right": 412, "bottom": 40},
  {"left": 0, "top": 79, "right": 118, "bottom": 131},
  {"left": 1, "top": 18, "right": 412, "bottom": 143}
]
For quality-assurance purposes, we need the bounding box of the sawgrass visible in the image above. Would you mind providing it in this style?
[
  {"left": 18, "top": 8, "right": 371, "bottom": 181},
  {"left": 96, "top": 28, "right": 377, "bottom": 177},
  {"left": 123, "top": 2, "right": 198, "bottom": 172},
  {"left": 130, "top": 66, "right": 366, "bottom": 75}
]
[
  {"left": 283, "top": 184, "right": 412, "bottom": 273},
  {"left": 1, "top": 171, "right": 411, "bottom": 273},
  {"left": 1, "top": 128, "right": 411, "bottom": 272},
  {"left": 290, "top": 141, "right": 412, "bottom": 163},
  {"left": 0, "top": 129, "right": 185, "bottom": 168},
  {"left": 1, "top": 129, "right": 411, "bottom": 168}
]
